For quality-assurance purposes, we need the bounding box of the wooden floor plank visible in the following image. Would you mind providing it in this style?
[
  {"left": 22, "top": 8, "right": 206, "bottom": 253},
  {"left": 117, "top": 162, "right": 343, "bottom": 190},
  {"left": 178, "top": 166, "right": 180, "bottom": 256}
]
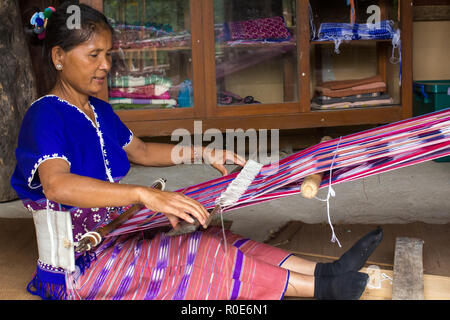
[{"left": 392, "top": 237, "right": 424, "bottom": 300}]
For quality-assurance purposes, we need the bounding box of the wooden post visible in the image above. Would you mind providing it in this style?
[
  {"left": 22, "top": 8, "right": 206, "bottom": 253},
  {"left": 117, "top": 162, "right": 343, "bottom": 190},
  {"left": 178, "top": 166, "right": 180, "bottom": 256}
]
[
  {"left": 0, "top": 0, "right": 38, "bottom": 202},
  {"left": 392, "top": 237, "right": 425, "bottom": 300}
]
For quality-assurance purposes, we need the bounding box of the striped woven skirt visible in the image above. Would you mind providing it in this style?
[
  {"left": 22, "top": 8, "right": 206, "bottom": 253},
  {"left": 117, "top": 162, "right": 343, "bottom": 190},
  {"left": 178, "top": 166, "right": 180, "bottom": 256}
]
[{"left": 65, "top": 227, "right": 291, "bottom": 300}]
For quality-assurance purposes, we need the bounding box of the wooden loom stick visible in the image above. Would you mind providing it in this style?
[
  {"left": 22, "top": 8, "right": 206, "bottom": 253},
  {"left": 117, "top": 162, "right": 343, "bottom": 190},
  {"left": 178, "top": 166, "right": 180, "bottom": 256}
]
[
  {"left": 75, "top": 178, "right": 166, "bottom": 253},
  {"left": 300, "top": 136, "right": 333, "bottom": 199}
]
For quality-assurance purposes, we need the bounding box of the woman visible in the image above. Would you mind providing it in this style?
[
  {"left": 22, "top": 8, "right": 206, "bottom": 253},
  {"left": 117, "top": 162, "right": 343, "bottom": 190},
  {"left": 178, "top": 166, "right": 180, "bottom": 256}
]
[{"left": 11, "top": 3, "right": 381, "bottom": 300}]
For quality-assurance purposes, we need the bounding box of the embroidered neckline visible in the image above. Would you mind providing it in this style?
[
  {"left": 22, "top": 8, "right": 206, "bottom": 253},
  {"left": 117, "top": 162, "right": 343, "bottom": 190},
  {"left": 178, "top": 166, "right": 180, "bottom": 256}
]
[
  {"left": 32, "top": 94, "right": 115, "bottom": 183},
  {"left": 42, "top": 95, "right": 98, "bottom": 129}
]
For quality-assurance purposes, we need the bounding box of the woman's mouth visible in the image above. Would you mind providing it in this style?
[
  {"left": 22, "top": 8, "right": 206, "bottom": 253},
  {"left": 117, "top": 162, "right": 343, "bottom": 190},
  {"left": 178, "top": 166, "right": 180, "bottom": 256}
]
[{"left": 93, "top": 76, "right": 105, "bottom": 84}]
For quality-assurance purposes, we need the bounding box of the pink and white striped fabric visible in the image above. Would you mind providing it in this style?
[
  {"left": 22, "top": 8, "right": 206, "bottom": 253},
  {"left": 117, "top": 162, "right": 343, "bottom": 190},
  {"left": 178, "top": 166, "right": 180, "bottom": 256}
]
[
  {"left": 69, "top": 228, "right": 291, "bottom": 300},
  {"left": 108, "top": 108, "right": 450, "bottom": 237}
]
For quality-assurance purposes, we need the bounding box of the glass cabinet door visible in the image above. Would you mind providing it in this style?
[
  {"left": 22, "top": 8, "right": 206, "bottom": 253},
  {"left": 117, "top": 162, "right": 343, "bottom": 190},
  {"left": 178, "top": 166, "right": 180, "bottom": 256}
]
[
  {"left": 213, "top": 0, "right": 299, "bottom": 107},
  {"left": 103, "top": 0, "right": 194, "bottom": 111},
  {"left": 309, "top": 0, "right": 401, "bottom": 111}
]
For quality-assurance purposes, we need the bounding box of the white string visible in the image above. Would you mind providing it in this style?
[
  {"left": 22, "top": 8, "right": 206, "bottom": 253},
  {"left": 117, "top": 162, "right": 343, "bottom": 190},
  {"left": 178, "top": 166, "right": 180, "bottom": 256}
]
[
  {"left": 46, "top": 199, "right": 57, "bottom": 266},
  {"left": 218, "top": 207, "right": 230, "bottom": 296},
  {"left": 390, "top": 29, "right": 401, "bottom": 64},
  {"left": 315, "top": 136, "right": 343, "bottom": 247},
  {"left": 381, "top": 272, "right": 393, "bottom": 284}
]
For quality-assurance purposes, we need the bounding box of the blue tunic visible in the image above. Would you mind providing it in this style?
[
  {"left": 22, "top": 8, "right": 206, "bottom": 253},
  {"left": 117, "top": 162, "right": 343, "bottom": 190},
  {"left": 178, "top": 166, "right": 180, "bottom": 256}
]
[{"left": 10, "top": 95, "right": 133, "bottom": 239}]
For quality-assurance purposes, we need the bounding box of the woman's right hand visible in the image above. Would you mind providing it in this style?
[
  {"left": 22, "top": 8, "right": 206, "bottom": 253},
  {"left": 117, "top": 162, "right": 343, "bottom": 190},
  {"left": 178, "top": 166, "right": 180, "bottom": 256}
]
[{"left": 137, "top": 187, "right": 210, "bottom": 229}]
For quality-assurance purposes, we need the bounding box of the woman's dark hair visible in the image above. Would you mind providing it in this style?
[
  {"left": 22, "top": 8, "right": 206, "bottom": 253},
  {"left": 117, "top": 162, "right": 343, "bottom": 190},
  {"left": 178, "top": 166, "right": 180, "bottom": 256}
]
[{"left": 29, "top": 1, "right": 114, "bottom": 91}]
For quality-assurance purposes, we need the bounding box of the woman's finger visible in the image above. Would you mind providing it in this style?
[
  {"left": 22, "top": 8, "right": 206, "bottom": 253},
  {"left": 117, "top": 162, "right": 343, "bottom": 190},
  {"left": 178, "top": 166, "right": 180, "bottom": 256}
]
[
  {"left": 166, "top": 214, "right": 180, "bottom": 229},
  {"left": 223, "top": 150, "right": 246, "bottom": 166},
  {"left": 173, "top": 194, "right": 210, "bottom": 225}
]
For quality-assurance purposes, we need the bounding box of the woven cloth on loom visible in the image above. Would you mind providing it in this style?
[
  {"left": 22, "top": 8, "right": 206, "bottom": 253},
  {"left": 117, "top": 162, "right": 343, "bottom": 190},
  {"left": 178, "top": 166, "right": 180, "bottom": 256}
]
[{"left": 107, "top": 108, "right": 450, "bottom": 237}]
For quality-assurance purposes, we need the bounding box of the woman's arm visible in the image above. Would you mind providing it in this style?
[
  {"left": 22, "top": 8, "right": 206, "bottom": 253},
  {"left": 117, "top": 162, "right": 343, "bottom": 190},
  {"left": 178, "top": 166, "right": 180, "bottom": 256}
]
[
  {"left": 123, "top": 135, "right": 184, "bottom": 167},
  {"left": 124, "top": 135, "right": 247, "bottom": 175},
  {"left": 38, "top": 158, "right": 210, "bottom": 228}
]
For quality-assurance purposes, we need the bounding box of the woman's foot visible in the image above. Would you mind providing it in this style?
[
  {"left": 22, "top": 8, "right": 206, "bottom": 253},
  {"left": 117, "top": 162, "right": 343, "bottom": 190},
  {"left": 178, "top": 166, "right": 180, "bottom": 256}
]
[
  {"left": 314, "top": 271, "right": 369, "bottom": 300},
  {"left": 315, "top": 227, "right": 383, "bottom": 277}
]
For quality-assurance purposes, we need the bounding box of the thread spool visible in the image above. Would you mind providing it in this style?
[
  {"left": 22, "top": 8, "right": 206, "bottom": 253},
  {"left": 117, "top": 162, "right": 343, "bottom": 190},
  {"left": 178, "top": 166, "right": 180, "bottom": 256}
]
[{"left": 300, "top": 136, "right": 333, "bottom": 199}]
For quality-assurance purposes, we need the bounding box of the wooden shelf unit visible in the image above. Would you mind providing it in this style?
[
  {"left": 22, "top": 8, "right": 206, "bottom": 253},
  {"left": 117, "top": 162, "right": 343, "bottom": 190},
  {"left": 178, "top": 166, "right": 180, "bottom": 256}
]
[{"left": 82, "top": 0, "right": 413, "bottom": 137}]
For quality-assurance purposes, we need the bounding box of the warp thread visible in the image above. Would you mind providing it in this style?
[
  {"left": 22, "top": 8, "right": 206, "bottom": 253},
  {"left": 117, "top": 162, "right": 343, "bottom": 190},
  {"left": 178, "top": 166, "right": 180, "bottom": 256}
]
[{"left": 315, "top": 136, "right": 343, "bottom": 247}]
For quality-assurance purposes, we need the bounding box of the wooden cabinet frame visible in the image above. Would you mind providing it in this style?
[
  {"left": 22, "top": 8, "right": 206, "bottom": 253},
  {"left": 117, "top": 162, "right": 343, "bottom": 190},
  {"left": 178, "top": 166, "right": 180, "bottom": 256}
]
[{"left": 83, "top": 0, "right": 413, "bottom": 137}]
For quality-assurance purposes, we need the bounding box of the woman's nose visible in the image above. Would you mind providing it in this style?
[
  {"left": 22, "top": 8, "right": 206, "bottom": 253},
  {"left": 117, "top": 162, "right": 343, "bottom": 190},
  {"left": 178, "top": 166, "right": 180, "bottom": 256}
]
[{"left": 99, "top": 54, "right": 111, "bottom": 72}]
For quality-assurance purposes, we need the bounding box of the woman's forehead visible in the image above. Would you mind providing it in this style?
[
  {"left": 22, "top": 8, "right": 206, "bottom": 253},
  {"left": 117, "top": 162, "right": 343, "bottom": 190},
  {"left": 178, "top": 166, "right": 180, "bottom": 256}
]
[{"left": 76, "top": 28, "right": 112, "bottom": 51}]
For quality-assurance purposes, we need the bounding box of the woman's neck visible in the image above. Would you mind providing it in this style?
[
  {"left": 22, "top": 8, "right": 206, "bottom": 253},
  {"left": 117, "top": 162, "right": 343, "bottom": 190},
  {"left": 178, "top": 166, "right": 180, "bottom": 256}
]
[{"left": 49, "top": 82, "right": 90, "bottom": 111}]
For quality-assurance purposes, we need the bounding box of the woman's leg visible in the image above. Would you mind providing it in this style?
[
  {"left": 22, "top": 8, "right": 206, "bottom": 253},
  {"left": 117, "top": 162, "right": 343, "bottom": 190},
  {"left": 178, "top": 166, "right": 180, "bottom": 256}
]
[
  {"left": 279, "top": 255, "right": 317, "bottom": 276},
  {"left": 281, "top": 227, "right": 383, "bottom": 277},
  {"left": 284, "top": 272, "right": 315, "bottom": 297}
]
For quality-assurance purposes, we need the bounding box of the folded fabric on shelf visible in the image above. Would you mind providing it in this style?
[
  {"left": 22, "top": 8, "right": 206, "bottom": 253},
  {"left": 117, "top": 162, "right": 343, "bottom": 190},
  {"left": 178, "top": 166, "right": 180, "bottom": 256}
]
[
  {"left": 109, "top": 97, "right": 177, "bottom": 106},
  {"left": 318, "top": 75, "right": 383, "bottom": 90},
  {"left": 312, "top": 92, "right": 390, "bottom": 105},
  {"left": 223, "top": 16, "right": 291, "bottom": 42},
  {"left": 108, "top": 75, "right": 172, "bottom": 94},
  {"left": 316, "top": 81, "right": 386, "bottom": 98},
  {"left": 111, "top": 24, "right": 191, "bottom": 49},
  {"left": 109, "top": 87, "right": 171, "bottom": 100},
  {"left": 317, "top": 20, "right": 395, "bottom": 41},
  {"left": 311, "top": 98, "right": 393, "bottom": 110},
  {"left": 316, "top": 20, "right": 397, "bottom": 53},
  {"left": 109, "top": 84, "right": 154, "bottom": 97}
]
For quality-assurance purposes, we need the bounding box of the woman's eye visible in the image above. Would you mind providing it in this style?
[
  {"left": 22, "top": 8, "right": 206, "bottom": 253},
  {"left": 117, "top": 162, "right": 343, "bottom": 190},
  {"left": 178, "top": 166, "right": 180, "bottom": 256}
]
[{"left": 90, "top": 54, "right": 98, "bottom": 58}]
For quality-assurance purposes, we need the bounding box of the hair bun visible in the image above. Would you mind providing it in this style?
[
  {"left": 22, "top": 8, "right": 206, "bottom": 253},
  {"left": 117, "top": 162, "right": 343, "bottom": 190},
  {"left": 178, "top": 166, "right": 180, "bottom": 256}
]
[
  {"left": 29, "top": 7, "right": 55, "bottom": 39},
  {"left": 43, "top": 7, "right": 56, "bottom": 18}
]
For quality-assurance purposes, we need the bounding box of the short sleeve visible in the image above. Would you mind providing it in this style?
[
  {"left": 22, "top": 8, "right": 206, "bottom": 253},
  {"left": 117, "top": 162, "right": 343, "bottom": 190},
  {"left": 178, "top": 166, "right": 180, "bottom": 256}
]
[
  {"left": 111, "top": 109, "right": 133, "bottom": 149},
  {"left": 15, "top": 103, "right": 71, "bottom": 189}
]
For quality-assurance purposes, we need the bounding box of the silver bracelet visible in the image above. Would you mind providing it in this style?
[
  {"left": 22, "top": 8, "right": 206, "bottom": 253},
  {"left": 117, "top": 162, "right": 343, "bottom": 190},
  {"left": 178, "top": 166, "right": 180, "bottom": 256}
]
[{"left": 193, "top": 146, "right": 202, "bottom": 164}]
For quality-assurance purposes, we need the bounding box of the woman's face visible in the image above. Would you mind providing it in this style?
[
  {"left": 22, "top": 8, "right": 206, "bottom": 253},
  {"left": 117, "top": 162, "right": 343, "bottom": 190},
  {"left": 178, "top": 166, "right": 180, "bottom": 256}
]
[{"left": 55, "top": 27, "right": 112, "bottom": 96}]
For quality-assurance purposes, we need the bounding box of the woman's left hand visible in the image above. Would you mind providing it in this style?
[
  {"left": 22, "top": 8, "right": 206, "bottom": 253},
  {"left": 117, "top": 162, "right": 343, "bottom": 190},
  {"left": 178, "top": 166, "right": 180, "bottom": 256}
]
[{"left": 202, "top": 148, "right": 247, "bottom": 176}]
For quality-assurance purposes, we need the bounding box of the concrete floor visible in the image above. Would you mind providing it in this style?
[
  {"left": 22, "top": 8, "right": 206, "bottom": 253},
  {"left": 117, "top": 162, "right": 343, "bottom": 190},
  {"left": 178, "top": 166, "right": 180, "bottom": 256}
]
[{"left": 1, "top": 160, "right": 449, "bottom": 243}]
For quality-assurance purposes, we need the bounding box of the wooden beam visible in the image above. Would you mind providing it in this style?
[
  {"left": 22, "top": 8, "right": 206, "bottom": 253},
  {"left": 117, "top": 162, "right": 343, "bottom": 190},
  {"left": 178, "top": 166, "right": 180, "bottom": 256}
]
[
  {"left": 413, "top": 5, "right": 450, "bottom": 21},
  {"left": 392, "top": 237, "right": 425, "bottom": 300}
]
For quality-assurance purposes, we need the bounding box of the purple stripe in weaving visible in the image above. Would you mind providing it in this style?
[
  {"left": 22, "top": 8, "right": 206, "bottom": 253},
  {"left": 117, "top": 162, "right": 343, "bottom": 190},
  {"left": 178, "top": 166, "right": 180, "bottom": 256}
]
[
  {"left": 144, "top": 234, "right": 170, "bottom": 300},
  {"left": 85, "top": 240, "right": 124, "bottom": 299},
  {"left": 229, "top": 238, "right": 248, "bottom": 300},
  {"left": 173, "top": 232, "right": 201, "bottom": 300},
  {"left": 111, "top": 239, "right": 143, "bottom": 300},
  {"left": 230, "top": 250, "right": 244, "bottom": 300}
]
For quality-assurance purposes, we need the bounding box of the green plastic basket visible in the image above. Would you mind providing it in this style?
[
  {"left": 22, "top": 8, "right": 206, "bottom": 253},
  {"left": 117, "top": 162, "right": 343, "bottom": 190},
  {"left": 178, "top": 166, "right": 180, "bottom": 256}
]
[{"left": 413, "top": 80, "right": 450, "bottom": 162}]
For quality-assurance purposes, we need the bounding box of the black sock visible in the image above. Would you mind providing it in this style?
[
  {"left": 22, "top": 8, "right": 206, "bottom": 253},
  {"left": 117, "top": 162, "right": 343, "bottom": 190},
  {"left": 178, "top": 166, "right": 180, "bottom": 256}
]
[
  {"left": 314, "top": 271, "right": 369, "bottom": 300},
  {"left": 315, "top": 227, "right": 383, "bottom": 277}
]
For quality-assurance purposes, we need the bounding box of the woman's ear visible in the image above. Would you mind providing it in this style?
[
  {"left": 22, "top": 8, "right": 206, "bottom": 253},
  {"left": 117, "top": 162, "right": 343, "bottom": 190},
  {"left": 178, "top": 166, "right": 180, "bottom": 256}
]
[{"left": 51, "top": 46, "right": 66, "bottom": 69}]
